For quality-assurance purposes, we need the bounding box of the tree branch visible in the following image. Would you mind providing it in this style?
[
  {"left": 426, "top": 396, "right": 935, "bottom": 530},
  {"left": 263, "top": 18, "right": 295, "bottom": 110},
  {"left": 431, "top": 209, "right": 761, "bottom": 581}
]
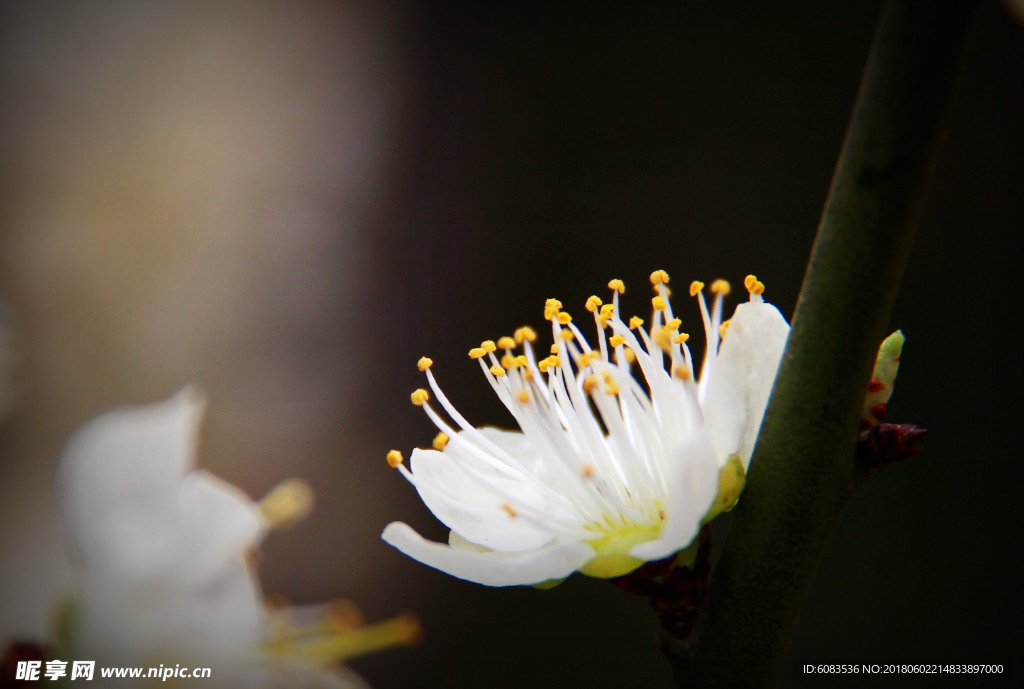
[{"left": 667, "top": 1, "right": 981, "bottom": 686}]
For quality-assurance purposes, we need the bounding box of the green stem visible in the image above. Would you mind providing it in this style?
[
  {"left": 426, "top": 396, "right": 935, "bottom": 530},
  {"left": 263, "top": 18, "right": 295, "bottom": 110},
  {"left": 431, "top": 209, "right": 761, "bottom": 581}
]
[{"left": 667, "top": 1, "right": 980, "bottom": 686}]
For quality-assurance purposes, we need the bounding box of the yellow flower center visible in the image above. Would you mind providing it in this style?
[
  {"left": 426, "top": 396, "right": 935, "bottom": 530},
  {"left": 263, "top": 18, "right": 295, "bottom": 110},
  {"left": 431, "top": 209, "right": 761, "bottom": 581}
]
[{"left": 579, "top": 521, "right": 663, "bottom": 579}]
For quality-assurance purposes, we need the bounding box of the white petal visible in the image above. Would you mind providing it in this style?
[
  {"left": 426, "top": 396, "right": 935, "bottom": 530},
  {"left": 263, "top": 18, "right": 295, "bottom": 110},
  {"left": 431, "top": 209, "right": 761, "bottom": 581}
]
[
  {"left": 409, "top": 446, "right": 554, "bottom": 552},
  {"left": 448, "top": 529, "right": 491, "bottom": 552},
  {"left": 176, "top": 471, "right": 266, "bottom": 583},
  {"left": 469, "top": 427, "right": 580, "bottom": 521},
  {"left": 161, "top": 562, "right": 266, "bottom": 647},
  {"left": 628, "top": 430, "right": 719, "bottom": 561},
  {"left": 59, "top": 387, "right": 206, "bottom": 566},
  {"left": 473, "top": 427, "right": 548, "bottom": 476},
  {"left": 73, "top": 562, "right": 264, "bottom": 665},
  {"left": 702, "top": 301, "right": 789, "bottom": 468},
  {"left": 381, "top": 522, "right": 593, "bottom": 587}
]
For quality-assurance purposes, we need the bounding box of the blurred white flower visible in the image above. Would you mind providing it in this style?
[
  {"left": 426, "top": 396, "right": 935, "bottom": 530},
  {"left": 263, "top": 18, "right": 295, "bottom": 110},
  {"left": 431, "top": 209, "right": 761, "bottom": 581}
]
[
  {"left": 58, "top": 388, "right": 415, "bottom": 688},
  {"left": 383, "top": 272, "right": 789, "bottom": 587}
]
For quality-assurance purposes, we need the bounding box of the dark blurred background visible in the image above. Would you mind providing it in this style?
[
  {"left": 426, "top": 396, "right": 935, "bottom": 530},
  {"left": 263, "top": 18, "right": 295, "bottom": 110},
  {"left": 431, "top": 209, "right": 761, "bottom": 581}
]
[{"left": 1, "top": 1, "right": 1021, "bottom": 687}]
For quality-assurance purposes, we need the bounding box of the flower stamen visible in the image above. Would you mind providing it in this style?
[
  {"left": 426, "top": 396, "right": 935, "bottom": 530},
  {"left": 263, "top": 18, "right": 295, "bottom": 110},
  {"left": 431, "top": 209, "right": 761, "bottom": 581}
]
[
  {"left": 259, "top": 479, "right": 314, "bottom": 530},
  {"left": 267, "top": 606, "right": 422, "bottom": 664}
]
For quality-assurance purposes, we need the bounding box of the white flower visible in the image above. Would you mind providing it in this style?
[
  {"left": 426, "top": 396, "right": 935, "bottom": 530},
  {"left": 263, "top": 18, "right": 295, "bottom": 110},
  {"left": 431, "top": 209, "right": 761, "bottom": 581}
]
[
  {"left": 58, "top": 388, "right": 412, "bottom": 688},
  {"left": 382, "top": 271, "right": 790, "bottom": 587}
]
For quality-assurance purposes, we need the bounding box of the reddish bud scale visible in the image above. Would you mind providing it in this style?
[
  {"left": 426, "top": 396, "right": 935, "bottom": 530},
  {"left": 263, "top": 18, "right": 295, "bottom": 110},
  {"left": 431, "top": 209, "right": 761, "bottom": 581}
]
[
  {"left": 868, "top": 378, "right": 886, "bottom": 393},
  {"left": 612, "top": 525, "right": 713, "bottom": 646},
  {"left": 857, "top": 423, "right": 927, "bottom": 469}
]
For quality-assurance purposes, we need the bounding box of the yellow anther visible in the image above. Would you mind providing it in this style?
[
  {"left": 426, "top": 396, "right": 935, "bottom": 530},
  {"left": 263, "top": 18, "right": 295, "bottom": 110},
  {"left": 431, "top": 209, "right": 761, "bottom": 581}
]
[
  {"left": 609, "top": 334, "right": 626, "bottom": 347},
  {"left": 583, "top": 375, "right": 598, "bottom": 393},
  {"left": 550, "top": 344, "right": 560, "bottom": 354},
  {"left": 608, "top": 278, "right": 625, "bottom": 294},
  {"left": 649, "top": 269, "right": 670, "bottom": 285},
  {"left": 623, "top": 348, "right": 636, "bottom": 363},
  {"left": 578, "top": 351, "right": 599, "bottom": 367},
  {"left": 556, "top": 311, "right": 572, "bottom": 325},
  {"left": 417, "top": 357, "right": 433, "bottom": 371},
  {"left": 489, "top": 364, "right": 506, "bottom": 377},
  {"left": 515, "top": 389, "right": 530, "bottom": 403},
  {"left": 667, "top": 318, "right": 682, "bottom": 330},
  {"left": 605, "top": 382, "right": 620, "bottom": 396},
  {"left": 628, "top": 316, "right": 644, "bottom": 329},
  {"left": 585, "top": 295, "right": 603, "bottom": 312},
  {"left": 600, "top": 303, "right": 615, "bottom": 317},
  {"left": 581, "top": 463, "right": 595, "bottom": 478},
  {"left": 514, "top": 326, "right": 538, "bottom": 344},
  {"left": 743, "top": 274, "right": 758, "bottom": 291},
  {"left": 481, "top": 340, "right": 497, "bottom": 353},
  {"left": 400, "top": 612, "right": 425, "bottom": 647},
  {"left": 750, "top": 279, "right": 765, "bottom": 295},
  {"left": 497, "top": 336, "right": 516, "bottom": 350},
  {"left": 410, "top": 388, "right": 430, "bottom": 406},
  {"left": 500, "top": 354, "right": 516, "bottom": 369},
  {"left": 468, "top": 347, "right": 486, "bottom": 359},
  {"left": 710, "top": 279, "right": 731, "bottom": 296},
  {"left": 502, "top": 503, "right": 518, "bottom": 518},
  {"left": 386, "top": 450, "right": 403, "bottom": 468},
  {"left": 432, "top": 432, "right": 450, "bottom": 451},
  {"left": 513, "top": 355, "right": 528, "bottom": 368},
  {"left": 654, "top": 326, "right": 672, "bottom": 353},
  {"left": 673, "top": 365, "right": 691, "bottom": 380},
  {"left": 544, "top": 298, "right": 563, "bottom": 320},
  {"left": 259, "top": 479, "right": 314, "bottom": 530},
  {"left": 689, "top": 280, "right": 705, "bottom": 297},
  {"left": 323, "top": 599, "right": 365, "bottom": 631},
  {"left": 674, "top": 332, "right": 690, "bottom": 344},
  {"left": 652, "top": 295, "right": 667, "bottom": 311},
  {"left": 719, "top": 319, "right": 732, "bottom": 339},
  {"left": 538, "top": 355, "right": 561, "bottom": 372},
  {"left": 559, "top": 329, "right": 575, "bottom": 341}
]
